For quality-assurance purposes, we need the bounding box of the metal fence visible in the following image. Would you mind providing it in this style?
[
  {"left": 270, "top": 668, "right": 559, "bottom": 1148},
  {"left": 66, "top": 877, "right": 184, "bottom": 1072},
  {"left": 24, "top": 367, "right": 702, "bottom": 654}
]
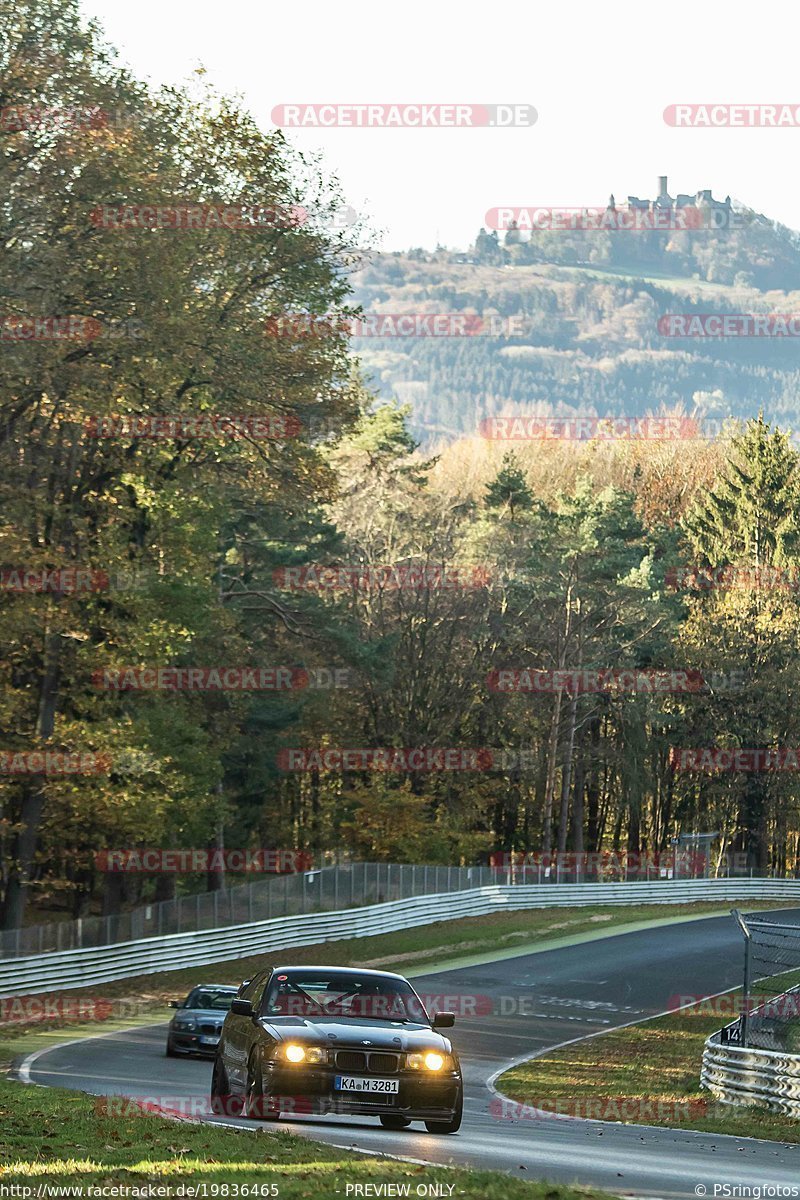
[
  {"left": 701, "top": 1026, "right": 800, "bottom": 1117},
  {"left": 723, "top": 911, "right": 800, "bottom": 1051},
  {"left": 0, "top": 855, "right": 788, "bottom": 962},
  {"left": 0, "top": 863, "right": 500, "bottom": 960},
  {"left": 2, "top": 877, "right": 800, "bottom": 998}
]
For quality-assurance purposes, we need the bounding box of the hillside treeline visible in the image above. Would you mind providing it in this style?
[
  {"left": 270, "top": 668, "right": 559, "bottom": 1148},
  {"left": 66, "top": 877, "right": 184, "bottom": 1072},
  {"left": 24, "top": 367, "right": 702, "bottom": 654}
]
[
  {"left": 2, "top": 2, "right": 800, "bottom": 931},
  {"left": 352, "top": 255, "right": 800, "bottom": 444}
]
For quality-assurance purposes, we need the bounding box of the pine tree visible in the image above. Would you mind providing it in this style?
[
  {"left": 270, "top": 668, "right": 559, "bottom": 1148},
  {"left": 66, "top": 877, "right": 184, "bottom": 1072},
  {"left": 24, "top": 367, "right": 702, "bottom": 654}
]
[
  {"left": 485, "top": 453, "right": 534, "bottom": 520},
  {"left": 685, "top": 414, "right": 800, "bottom": 570}
]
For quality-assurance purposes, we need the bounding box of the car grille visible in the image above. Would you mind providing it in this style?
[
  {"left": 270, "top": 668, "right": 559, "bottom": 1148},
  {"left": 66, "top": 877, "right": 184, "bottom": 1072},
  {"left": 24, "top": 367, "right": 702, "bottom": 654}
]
[
  {"left": 334, "top": 1050, "right": 400, "bottom": 1073},
  {"left": 200, "top": 1023, "right": 220, "bottom": 1035},
  {"left": 369, "top": 1052, "right": 400, "bottom": 1073}
]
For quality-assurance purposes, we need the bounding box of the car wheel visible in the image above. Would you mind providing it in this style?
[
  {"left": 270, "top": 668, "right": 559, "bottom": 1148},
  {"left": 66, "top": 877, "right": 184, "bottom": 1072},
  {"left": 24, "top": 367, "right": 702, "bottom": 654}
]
[
  {"left": 245, "top": 1056, "right": 280, "bottom": 1121},
  {"left": 165, "top": 1039, "right": 178, "bottom": 1057},
  {"left": 210, "top": 1056, "right": 241, "bottom": 1116},
  {"left": 424, "top": 1084, "right": 463, "bottom": 1134},
  {"left": 380, "top": 1114, "right": 412, "bottom": 1130}
]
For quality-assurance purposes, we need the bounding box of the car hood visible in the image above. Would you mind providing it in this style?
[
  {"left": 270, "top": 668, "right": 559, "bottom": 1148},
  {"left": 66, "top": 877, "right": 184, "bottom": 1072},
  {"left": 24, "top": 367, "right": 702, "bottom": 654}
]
[
  {"left": 171, "top": 1008, "right": 229, "bottom": 1023},
  {"left": 260, "top": 1016, "right": 452, "bottom": 1053}
]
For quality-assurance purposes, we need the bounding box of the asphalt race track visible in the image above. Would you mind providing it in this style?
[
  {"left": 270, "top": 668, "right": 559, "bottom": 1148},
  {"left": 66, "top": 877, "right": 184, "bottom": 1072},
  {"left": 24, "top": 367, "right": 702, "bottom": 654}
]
[{"left": 20, "top": 910, "right": 800, "bottom": 1198}]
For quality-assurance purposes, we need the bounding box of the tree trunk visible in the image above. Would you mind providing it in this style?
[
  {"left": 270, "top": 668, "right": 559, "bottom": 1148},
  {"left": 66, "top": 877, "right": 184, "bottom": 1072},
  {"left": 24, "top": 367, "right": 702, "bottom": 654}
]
[
  {"left": 572, "top": 744, "right": 585, "bottom": 854},
  {"left": 207, "top": 804, "right": 225, "bottom": 892},
  {"left": 1, "top": 626, "right": 61, "bottom": 930},
  {"left": 557, "top": 692, "right": 578, "bottom": 854},
  {"left": 542, "top": 690, "right": 563, "bottom": 855},
  {"left": 585, "top": 714, "right": 601, "bottom": 851},
  {"left": 154, "top": 873, "right": 176, "bottom": 903},
  {"left": 102, "top": 871, "right": 125, "bottom": 917}
]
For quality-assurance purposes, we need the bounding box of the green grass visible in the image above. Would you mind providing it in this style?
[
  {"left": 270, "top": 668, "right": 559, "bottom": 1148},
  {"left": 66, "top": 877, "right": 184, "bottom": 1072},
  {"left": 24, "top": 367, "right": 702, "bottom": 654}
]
[
  {"left": 1, "top": 900, "right": 791, "bottom": 1064},
  {"left": 497, "top": 990, "right": 800, "bottom": 1142},
  {"left": 0, "top": 1075, "right": 612, "bottom": 1198},
  {"left": 550, "top": 262, "right": 748, "bottom": 294}
]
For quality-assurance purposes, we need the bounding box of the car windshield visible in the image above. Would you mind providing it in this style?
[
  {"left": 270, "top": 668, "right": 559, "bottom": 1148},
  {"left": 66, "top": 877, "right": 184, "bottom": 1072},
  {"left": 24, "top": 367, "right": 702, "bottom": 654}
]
[
  {"left": 183, "top": 988, "right": 235, "bottom": 1011},
  {"left": 262, "top": 972, "right": 427, "bottom": 1022}
]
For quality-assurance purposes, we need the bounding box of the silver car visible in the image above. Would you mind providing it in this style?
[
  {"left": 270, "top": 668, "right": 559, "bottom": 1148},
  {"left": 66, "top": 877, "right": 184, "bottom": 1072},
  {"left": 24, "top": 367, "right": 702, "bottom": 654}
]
[{"left": 166, "top": 984, "right": 238, "bottom": 1057}]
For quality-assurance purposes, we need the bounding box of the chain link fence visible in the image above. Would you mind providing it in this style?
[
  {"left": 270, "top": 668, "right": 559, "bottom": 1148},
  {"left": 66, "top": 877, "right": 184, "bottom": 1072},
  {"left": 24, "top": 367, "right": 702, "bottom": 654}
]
[
  {"left": 1, "top": 851, "right": 788, "bottom": 962},
  {"left": 0, "top": 862, "right": 500, "bottom": 960},
  {"left": 723, "top": 911, "right": 800, "bottom": 1051}
]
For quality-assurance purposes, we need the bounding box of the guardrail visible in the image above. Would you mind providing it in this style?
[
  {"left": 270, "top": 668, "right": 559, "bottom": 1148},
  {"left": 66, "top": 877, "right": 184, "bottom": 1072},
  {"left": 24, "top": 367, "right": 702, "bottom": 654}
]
[
  {"left": 2, "top": 877, "right": 799, "bottom": 997},
  {"left": 0, "top": 862, "right": 498, "bottom": 959},
  {"left": 2, "top": 856, "right": 746, "bottom": 960},
  {"left": 702, "top": 1028, "right": 800, "bottom": 1117}
]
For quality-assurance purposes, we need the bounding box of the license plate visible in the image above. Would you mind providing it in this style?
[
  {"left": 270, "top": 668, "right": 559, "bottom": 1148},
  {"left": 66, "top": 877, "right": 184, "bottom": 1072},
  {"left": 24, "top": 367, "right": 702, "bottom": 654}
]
[
  {"left": 334, "top": 1075, "right": 399, "bottom": 1094},
  {"left": 200, "top": 1036, "right": 219, "bottom": 1044}
]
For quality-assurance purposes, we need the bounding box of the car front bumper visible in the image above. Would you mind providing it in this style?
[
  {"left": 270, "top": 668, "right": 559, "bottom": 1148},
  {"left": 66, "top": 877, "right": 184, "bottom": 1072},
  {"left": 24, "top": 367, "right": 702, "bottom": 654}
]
[
  {"left": 262, "top": 1063, "right": 461, "bottom": 1119},
  {"left": 169, "top": 1031, "right": 220, "bottom": 1056}
]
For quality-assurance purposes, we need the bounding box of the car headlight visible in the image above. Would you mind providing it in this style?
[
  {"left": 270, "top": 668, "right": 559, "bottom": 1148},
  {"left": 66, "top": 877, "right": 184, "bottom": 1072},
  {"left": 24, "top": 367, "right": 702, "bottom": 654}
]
[
  {"left": 174, "top": 1019, "right": 196, "bottom": 1031},
  {"left": 407, "top": 1051, "right": 450, "bottom": 1071},
  {"left": 281, "top": 1043, "right": 326, "bottom": 1064}
]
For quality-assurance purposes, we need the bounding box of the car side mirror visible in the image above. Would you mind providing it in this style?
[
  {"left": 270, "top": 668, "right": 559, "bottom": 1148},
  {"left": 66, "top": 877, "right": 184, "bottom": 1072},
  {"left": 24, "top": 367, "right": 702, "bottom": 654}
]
[
  {"left": 169, "top": 1000, "right": 180, "bottom": 1009},
  {"left": 231, "top": 998, "right": 254, "bottom": 1017},
  {"left": 433, "top": 1012, "right": 455, "bottom": 1028}
]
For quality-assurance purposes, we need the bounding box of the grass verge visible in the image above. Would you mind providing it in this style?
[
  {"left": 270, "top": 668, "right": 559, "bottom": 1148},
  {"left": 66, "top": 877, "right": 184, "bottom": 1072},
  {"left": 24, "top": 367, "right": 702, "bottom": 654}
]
[
  {"left": 497, "top": 992, "right": 800, "bottom": 1142},
  {"left": 0, "top": 1074, "right": 612, "bottom": 1198}
]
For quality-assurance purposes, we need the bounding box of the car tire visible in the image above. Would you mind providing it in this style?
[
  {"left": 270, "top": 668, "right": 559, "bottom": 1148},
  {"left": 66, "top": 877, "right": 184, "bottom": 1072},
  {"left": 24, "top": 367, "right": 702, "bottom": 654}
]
[
  {"left": 245, "top": 1056, "right": 280, "bottom": 1121},
  {"left": 210, "top": 1056, "right": 241, "bottom": 1116},
  {"left": 380, "top": 1114, "right": 412, "bottom": 1130},
  {"left": 165, "top": 1039, "right": 178, "bottom": 1057},
  {"left": 424, "top": 1084, "right": 463, "bottom": 1134}
]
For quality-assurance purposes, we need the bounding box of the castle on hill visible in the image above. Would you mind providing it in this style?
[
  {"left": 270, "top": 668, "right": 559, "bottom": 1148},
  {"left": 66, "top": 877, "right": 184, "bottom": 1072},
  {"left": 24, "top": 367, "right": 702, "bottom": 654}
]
[{"left": 612, "top": 175, "right": 732, "bottom": 220}]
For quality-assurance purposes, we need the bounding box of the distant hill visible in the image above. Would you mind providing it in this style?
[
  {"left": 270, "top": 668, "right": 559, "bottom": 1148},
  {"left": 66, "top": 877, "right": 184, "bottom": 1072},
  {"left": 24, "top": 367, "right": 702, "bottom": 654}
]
[{"left": 350, "top": 200, "right": 800, "bottom": 446}]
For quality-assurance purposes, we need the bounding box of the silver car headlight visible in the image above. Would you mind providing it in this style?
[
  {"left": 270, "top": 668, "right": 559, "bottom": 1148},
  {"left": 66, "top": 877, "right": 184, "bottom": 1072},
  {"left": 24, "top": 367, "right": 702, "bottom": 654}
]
[{"left": 174, "top": 1018, "right": 197, "bottom": 1031}]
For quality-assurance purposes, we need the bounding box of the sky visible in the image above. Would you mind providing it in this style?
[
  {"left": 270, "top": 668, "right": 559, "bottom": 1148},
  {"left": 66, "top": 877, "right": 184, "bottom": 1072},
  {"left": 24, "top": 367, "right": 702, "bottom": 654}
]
[{"left": 81, "top": 0, "right": 800, "bottom": 251}]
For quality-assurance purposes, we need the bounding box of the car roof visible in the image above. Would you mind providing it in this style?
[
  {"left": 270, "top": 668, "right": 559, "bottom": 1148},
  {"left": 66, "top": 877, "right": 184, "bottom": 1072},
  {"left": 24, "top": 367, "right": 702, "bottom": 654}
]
[
  {"left": 269, "top": 965, "right": 409, "bottom": 982},
  {"left": 190, "top": 983, "right": 237, "bottom": 991}
]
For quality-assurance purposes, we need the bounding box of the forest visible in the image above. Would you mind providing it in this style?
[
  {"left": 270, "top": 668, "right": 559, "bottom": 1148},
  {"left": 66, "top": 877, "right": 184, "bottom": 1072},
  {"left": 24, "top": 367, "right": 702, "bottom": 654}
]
[{"left": 2, "top": 0, "right": 800, "bottom": 933}]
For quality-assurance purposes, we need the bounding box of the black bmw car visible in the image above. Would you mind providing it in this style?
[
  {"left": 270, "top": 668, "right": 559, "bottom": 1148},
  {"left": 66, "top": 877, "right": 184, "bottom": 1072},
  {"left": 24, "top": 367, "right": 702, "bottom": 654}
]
[
  {"left": 166, "top": 984, "right": 238, "bottom": 1057},
  {"left": 210, "top": 965, "right": 462, "bottom": 1132}
]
